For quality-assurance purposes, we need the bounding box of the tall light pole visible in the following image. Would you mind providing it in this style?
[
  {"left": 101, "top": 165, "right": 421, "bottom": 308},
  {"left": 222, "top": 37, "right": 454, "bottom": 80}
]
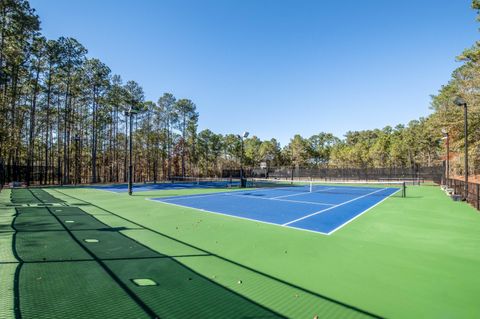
[
  {"left": 441, "top": 128, "right": 449, "bottom": 185},
  {"left": 74, "top": 135, "right": 80, "bottom": 185},
  {"left": 125, "top": 106, "right": 139, "bottom": 195},
  {"left": 239, "top": 131, "right": 249, "bottom": 187},
  {"left": 454, "top": 97, "right": 468, "bottom": 200}
]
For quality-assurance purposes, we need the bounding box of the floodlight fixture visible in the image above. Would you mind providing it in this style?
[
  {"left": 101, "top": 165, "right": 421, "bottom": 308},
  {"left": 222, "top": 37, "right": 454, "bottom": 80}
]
[
  {"left": 125, "top": 106, "right": 139, "bottom": 116},
  {"left": 453, "top": 97, "right": 466, "bottom": 107},
  {"left": 130, "top": 106, "right": 140, "bottom": 114}
]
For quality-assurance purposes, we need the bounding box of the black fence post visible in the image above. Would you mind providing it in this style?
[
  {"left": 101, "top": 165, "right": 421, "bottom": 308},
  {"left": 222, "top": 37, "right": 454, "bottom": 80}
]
[
  {"left": 0, "top": 159, "right": 5, "bottom": 192},
  {"left": 476, "top": 183, "right": 479, "bottom": 210}
]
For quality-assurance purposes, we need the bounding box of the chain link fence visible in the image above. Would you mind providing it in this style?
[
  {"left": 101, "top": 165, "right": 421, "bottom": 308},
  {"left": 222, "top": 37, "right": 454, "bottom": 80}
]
[
  {"left": 223, "top": 166, "right": 443, "bottom": 184},
  {"left": 3, "top": 164, "right": 165, "bottom": 186},
  {"left": 446, "top": 178, "right": 480, "bottom": 211},
  {"left": 4, "top": 163, "right": 445, "bottom": 187}
]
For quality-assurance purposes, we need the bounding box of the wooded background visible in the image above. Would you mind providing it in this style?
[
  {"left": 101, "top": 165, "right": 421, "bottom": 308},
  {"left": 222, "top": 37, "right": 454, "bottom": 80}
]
[{"left": 1, "top": 0, "right": 479, "bottom": 185}]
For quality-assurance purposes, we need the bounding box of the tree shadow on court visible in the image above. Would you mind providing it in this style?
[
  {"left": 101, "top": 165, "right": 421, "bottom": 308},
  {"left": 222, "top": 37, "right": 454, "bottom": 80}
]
[{"left": 10, "top": 189, "right": 286, "bottom": 318}]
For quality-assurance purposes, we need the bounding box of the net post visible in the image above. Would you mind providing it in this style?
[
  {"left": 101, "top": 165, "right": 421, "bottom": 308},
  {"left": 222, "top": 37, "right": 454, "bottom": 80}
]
[{"left": 402, "top": 181, "right": 406, "bottom": 198}]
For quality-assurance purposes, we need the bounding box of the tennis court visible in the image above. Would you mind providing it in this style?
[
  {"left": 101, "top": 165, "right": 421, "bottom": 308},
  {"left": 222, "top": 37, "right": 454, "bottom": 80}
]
[
  {"left": 3, "top": 183, "right": 480, "bottom": 318},
  {"left": 151, "top": 181, "right": 404, "bottom": 234}
]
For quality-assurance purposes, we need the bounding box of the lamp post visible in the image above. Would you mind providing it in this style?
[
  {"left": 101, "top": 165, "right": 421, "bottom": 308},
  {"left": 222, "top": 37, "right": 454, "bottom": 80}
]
[
  {"left": 125, "top": 106, "right": 139, "bottom": 195},
  {"left": 441, "top": 128, "right": 449, "bottom": 185},
  {"left": 265, "top": 154, "right": 274, "bottom": 179},
  {"left": 454, "top": 97, "right": 468, "bottom": 200},
  {"left": 74, "top": 135, "right": 80, "bottom": 185},
  {"left": 239, "top": 131, "right": 249, "bottom": 187}
]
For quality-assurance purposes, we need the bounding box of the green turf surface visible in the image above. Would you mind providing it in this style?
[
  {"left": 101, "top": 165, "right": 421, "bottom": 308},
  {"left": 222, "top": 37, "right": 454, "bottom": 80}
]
[
  {"left": 13, "top": 214, "right": 64, "bottom": 232},
  {"left": 105, "top": 258, "right": 283, "bottom": 318},
  {"left": 0, "top": 264, "right": 16, "bottom": 319},
  {"left": 5, "top": 188, "right": 292, "bottom": 318},
  {"left": 19, "top": 261, "right": 150, "bottom": 319},
  {"left": 0, "top": 189, "right": 16, "bottom": 319},
  {"left": 42, "top": 185, "right": 480, "bottom": 318},
  {"left": 10, "top": 188, "right": 64, "bottom": 204},
  {"left": 15, "top": 230, "right": 92, "bottom": 262},
  {"left": 0, "top": 205, "right": 15, "bottom": 232}
]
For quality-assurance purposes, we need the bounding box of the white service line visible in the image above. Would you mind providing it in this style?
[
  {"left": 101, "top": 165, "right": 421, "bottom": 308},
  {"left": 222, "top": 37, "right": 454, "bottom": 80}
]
[
  {"left": 224, "top": 193, "right": 334, "bottom": 206},
  {"left": 271, "top": 187, "right": 336, "bottom": 199},
  {"left": 159, "top": 193, "right": 224, "bottom": 201},
  {"left": 94, "top": 188, "right": 122, "bottom": 194},
  {"left": 158, "top": 190, "right": 246, "bottom": 201},
  {"left": 158, "top": 186, "right": 316, "bottom": 202},
  {"left": 325, "top": 188, "right": 401, "bottom": 235},
  {"left": 282, "top": 187, "right": 387, "bottom": 226},
  {"left": 146, "top": 197, "right": 292, "bottom": 229}
]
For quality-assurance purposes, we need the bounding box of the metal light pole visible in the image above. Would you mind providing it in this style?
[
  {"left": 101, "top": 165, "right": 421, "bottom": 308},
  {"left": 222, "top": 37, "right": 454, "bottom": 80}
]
[
  {"left": 74, "top": 135, "right": 80, "bottom": 185},
  {"left": 125, "top": 106, "right": 139, "bottom": 195},
  {"left": 239, "top": 131, "right": 249, "bottom": 187},
  {"left": 454, "top": 97, "right": 468, "bottom": 200},
  {"left": 441, "top": 128, "right": 449, "bottom": 185}
]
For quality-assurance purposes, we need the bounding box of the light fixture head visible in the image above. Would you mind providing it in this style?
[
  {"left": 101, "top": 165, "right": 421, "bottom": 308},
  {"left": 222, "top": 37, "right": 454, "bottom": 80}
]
[
  {"left": 125, "top": 106, "right": 139, "bottom": 115},
  {"left": 453, "top": 97, "right": 467, "bottom": 107},
  {"left": 242, "top": 131, "right": 249, "bottom": 138}
]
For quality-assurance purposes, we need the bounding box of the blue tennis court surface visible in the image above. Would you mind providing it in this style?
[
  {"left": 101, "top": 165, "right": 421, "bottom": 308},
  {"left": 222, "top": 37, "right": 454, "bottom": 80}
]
[
  {"left": 151, "top": 184, "right": 401, "bottom": 235},
  {"left": 89, "top": 180, "right": 238, "bottom": 193}
]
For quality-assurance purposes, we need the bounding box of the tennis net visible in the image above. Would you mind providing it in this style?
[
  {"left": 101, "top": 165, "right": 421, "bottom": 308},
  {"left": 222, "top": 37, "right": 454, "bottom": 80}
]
[
  {"left": 170, "top": 176, "right": 241, "bottom": 188},
  {"left": 246, "top": 179, "right": 406, "bottom": 198}
]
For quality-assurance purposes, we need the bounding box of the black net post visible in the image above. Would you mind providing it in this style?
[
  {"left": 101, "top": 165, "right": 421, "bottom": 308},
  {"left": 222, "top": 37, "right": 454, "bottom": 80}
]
[{"left": 240, "top": 178, "right": 247, "bottom": 188}]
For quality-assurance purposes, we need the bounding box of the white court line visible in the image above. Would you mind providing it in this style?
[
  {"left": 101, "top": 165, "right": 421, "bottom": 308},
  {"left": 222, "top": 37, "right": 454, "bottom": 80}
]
[
  {"left": 282, "top": 188, "right": 387, "bottom": 226},
  {"left": 271, "top": 187, "right": 336, "bottom": 199},
  {"left": 92, "top": 188, "right": 122, "bottom": 194},
  {"left": 146, "top": 187, "right": 399, "bottom": 236},
  {"left": 159, "top": 193, "right": 227, "bottom": 201},
  {"left": 224, "top": 193, "right": 334, "bottom": 206},
  {"left": 157, "top": 186, "right": 309, "bottom": 201},
  {"left": 158, "top": 188, "right": 254, "bottom": 201},
  {"left": 326, "top": 188, "right": 401, "bottom": 235},
  {"left": 145, "top": 197, "right": 295, "bottom": 230}
]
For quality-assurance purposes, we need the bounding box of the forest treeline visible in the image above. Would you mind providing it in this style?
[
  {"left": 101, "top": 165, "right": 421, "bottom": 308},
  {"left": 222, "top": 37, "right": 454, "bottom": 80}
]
[{"left": 0, "top": 0, "right": 479, "bottom": 185}]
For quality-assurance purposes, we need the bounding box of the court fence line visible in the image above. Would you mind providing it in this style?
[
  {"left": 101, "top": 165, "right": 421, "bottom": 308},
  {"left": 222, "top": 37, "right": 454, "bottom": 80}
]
[
  {"left": 2, "top": 162, "right": 442, "bottom": 187},
  {"left": 446, "top": 178, "right": 480, "bottom": 211},
  {"left": 223, "top": 166, "right": 442, "bottom": 185}
]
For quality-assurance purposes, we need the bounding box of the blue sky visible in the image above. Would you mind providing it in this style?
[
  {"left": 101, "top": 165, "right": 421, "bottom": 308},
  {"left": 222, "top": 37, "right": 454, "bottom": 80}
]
[{"left": 30, "top": 0, "right": 478, "bottom": 146}]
